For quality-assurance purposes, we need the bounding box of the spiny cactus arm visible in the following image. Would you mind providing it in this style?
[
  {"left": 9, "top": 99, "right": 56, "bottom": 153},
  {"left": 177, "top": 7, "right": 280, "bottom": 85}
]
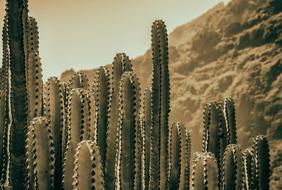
[
  {"left": 25, "top": 17, "right": 43, "bottom": 121},
  {"left": 26, "top": 51, "right": 43, "bottom": 121},
  {"left": 25, "top": 117, "right": 55, "bottom": 190},
  {"left": 72, "top": 140, "right": 104, "bottom": 190},
  {"left": 142, "top": 88, "right": 152, "bottom": 190},
  {"left": 63, "top": 88, "right": 85, "bottom": 190},
  {"left": 223, "top": 97, "right": 237, "bottom": 144},
  {"left": 7, "top": 0, "right": 29, "bottom": 188},
  {"left": 168, "top": 122, "right": 181, "bottom": 190},
  {"left": 252, "top": 135, "right": 270, "bottom": 190},
  {"left": 87, "top": 90, "right": 97, "bottom": 142},
  {"left": 115, "top": 72, "right": 140, "bottom": 190},
  {"left": 105, "top": 53, "right": 132, "bottom": 189},
  {"left": 43, "top": 77, "right": 66, "bottom": 189},
  {"left": 92, "top": 66, "right": 111, "bottom": 168},
  {"left": 191, "top": 152, "right": 219, "bottom": 190},
  {"left": 242, "top": 148, "right": 256, "bottom": 190},
  {"left": 0, "top": 91, "right": 8, "bottom": 184},
  {"left": 179, "top": 124, "right": 191, "bottom": 190},
  {"left": 221, "top": 144, "right": 243, "bottom": 190}
]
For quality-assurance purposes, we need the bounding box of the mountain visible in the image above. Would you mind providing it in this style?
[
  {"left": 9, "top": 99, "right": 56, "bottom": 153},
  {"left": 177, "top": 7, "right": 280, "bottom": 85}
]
[{"left": 61, "top": 0, "right": 282, "bottom": 188}]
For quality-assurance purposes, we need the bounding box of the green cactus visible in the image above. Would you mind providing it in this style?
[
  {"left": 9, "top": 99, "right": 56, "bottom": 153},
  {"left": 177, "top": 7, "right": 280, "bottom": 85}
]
[
  {"left": 105, "top": 53, "right": 132, "bottom": 189},
  {"left": 223, "top": 97, "right": 237, "bottom": 144},
  {"left": 149, "top": 19, "right": 170, "bottom": 190},
  {"left": 7, "top": 0, "right": 29, "bottom": 188},
  {"left": 63, "top": 88, "right": 89, "bottom": 190},
  {"left": 92, "top": 66, "right": 111, "bottom": 169},
  {"left": 115, "top": 71, "right": 140, "bottom": 190},
  {"left": 72, "top": 140, "right": 104, "bottom": 190},
  {"left": 221, "top": 144, "right": 243, "bottom": 190},
  {"left": 25, "top": 117, "right": 55, "bottom": 190},
  {"left": 242, "top": 148, "right": 256, "bottom": 190},
  {"left": 252, "top": 135, "right": 270, "bottom": 190},
  {"left": 191, "top": 152, "right": 219, "bottom": 190}
]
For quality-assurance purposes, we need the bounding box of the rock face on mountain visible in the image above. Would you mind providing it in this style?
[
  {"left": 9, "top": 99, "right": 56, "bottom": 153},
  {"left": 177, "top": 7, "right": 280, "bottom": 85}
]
[{"left": 62, "top": 0, "right": 282, "bottom": 188}]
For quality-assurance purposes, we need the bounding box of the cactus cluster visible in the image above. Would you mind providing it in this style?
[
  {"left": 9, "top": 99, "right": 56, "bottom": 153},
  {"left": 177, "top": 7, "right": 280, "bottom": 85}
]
[{"left": 0, "top": 0, "right": 271, "bottom": 189}]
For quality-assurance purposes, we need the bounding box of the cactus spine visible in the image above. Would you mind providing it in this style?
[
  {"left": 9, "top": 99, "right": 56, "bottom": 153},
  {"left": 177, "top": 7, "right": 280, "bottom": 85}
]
[
  {"left": 25, "top": 117, "right": 55, "bottom": 190},
  {"left": 149, "top": 19, "right": 170, "bottom": 190},
  {"left": 72, "top": 140, "right": 104, "bottom": 190},
  {"left": 221, "top": 144, "right": 243, "bottom": 190}
]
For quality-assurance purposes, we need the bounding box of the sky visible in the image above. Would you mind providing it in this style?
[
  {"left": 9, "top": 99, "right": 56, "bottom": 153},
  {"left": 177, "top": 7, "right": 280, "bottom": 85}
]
[{"left": 0, "top": 0, "right": 230, "bottom": 80}]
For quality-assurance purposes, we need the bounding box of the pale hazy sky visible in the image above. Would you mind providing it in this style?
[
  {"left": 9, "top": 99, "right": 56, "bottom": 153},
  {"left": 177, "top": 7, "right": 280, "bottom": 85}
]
[{"left": 0, "top": 0, "right": 230, "bottom": 80}]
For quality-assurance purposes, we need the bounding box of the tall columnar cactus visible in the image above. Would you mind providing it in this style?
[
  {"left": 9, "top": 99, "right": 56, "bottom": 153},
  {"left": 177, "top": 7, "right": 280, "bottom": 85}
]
[
  {"left": 25, "top": 17, "right": 43, "bottom": 121},
  {"left": 72, "top": 140, "right": 104, "bottom": 190},
  {"left": 252, "top": 135, "right": 270, "bottom": 190},
  {"left": 221, "top": 144, "right": 243, "bottom": 190},
  {"left": 202, "top": 101, "right": 228, "bottom": 164},
  {"left": 43, "top": 77, "right": 66, "bottom": 189},
  {"left": 223, "top": 97, "right": 237, "bottom": 144},
  {"left": 63, "top": 88, "right": 89, "bottom": 190},
  {"left": 25, "top": 117, "right": 55, "bottom": 190},
  {"left": 191, "top": 152, "right": 219, "bottom": 190},
  {"left": 92, "top": 66, "right": 111, "bottom": 169},
  {"left": 105, "top": 52, "right": 132, "bottom": 189},
  {"left": 149, "top": 19, "right": 170, "bottom": 190},
  {"left": 142, "top": 88, "right": 152, "bottom": 190},
  {"left": 7, "top": 0, "right": 29, "bottom": 188},
  {"left": 115, "top": 71, "right": 140, "bottom": 190},
  {"left": 242, "top": 148, "right": 256, "bottom": 190}
]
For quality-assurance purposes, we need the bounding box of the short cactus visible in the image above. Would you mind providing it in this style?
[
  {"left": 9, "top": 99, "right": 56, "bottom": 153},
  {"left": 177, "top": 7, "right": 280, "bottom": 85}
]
[
  {"left": 191, "top": 152, "right": 219, "bottom": 190},
  {"left": 242, "top": 148, "right": 256, "bottom": 190},
  {"left": 72, "top": 140, "right": 104, "bottom": 190},
  {"left": 25, "top": 117, "right": 55, "bottom": 190},
  {"left": 221, "top": 144, "right": 243, "bottom": 190},
  {"left": 223, "top": 97, "right": 237, "bottom": 144}
]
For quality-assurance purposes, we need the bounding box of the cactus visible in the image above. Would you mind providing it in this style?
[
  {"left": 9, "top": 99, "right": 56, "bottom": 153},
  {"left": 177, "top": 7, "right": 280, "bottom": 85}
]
[
  {"left": 221, "top": 144, "right": 243, "bottom": 190},
  {"left": 142, "top": 88, "right": 152, "bottom": 190},
  {"left": 43, "top": 77, "right": 66, "bottom": 189},
  {"left": 168, "top": 122, "right": 191, "bottom": 190},
  {"left": 92, "top": 66, "right": 111, "bottom": 169},
  {"left": 25, "top": 17, "right": 43, "bottom": 122},
  {"left": 7, "top": 0, "right": 29, "bottom": 188},
  {"left": 115, "top": 71, "right": 140, "bottom": 189},
  {"left": 25, "top": 117, "right": 55, "bottom": 190},
  {"left": 72, "top": 140, "right": 104, "bottom": 190},
  {"left": 149, "top": 19, "right": 170, "bottom": 190},
  {"left": 105, "top": 53, "right": 132, "bottom": 189},
  {"left": 191, "top": 152, "right": 219, "bottom": 190},
  {"left": 202, "top": 101, "right": 228, "bottom": 164},
  {"left": 252, "top": 135, "right": 270, "bottom": 190},
  {"left": 63, "top": 88, "right": 89, "bottom": 190},
  {"left": 242, "top": 148, "right": 256, "bottom": 190},
  {"left": 223, "top": 97, "right": 237, "bottom": 144}
]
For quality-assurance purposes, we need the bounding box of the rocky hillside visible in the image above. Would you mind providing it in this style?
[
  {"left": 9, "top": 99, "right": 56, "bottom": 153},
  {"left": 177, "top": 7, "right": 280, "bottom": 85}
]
[{"left": 61, "top": 0, "right": 282, "bottom": 188}]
